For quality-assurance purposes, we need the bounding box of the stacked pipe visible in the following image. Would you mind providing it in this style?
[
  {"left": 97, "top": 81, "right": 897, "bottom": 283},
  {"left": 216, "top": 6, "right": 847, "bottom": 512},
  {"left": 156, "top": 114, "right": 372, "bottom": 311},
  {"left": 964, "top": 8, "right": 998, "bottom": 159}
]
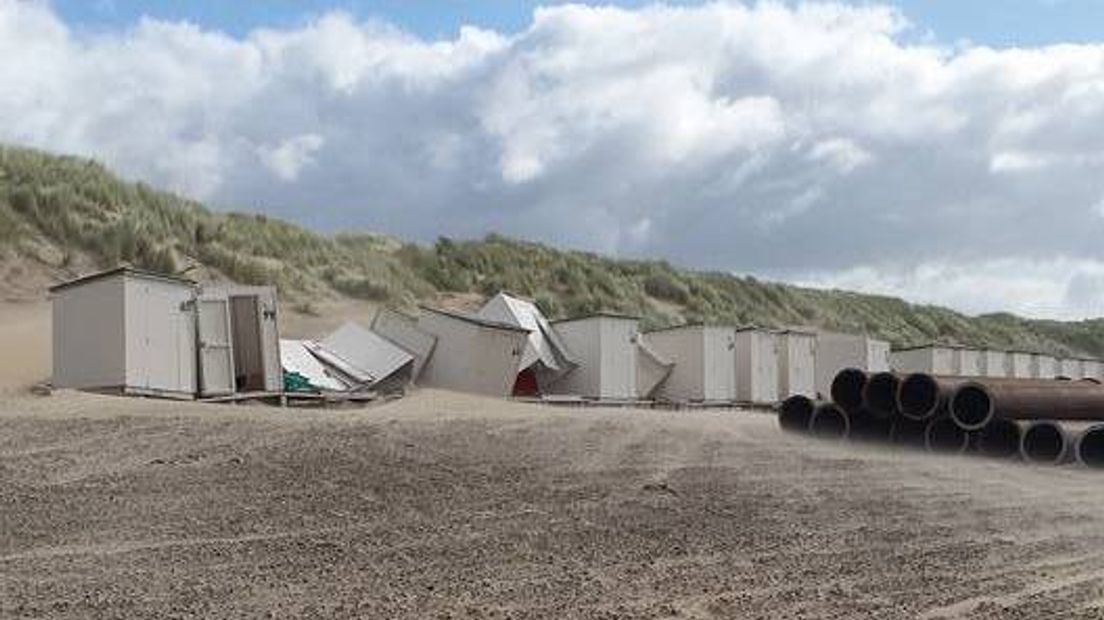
[{"left": 778, "top": 368, "right": 1104, "bottom": 469}]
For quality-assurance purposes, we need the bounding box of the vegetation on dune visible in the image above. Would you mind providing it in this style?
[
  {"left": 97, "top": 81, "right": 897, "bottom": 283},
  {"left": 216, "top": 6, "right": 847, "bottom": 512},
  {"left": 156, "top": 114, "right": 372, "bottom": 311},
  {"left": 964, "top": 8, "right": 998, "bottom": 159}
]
[{"left": 2, "top": 143, "right": 1103, "bottom": 356}]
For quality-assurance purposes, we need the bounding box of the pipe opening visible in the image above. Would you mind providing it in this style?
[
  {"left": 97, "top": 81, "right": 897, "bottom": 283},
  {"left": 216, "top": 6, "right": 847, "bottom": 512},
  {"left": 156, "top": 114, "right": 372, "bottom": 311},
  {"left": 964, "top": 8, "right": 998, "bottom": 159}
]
[
  {"left": 810, "top": 404, "right": 849, "bottom": 440},
  {"left": 949, "top": 383, "right": 994, "bottom": 431},
  {"left": 925, "top": 417, "right": 969, "bottom": 454},
  {"left": 1021, "top": 422, "right": 1067, "bottom": 465},
  {"left": 778, "top": 395, "right": 815, "bottom": 433},
  {"left": 863, "top": 372, "right": 900, "bottom": 419},
  {"left": 898, "top": 374, "right": 939, "bottom": 421},
  {"left": 1077, "top": 425, "right": 1104, "bottom": 469},
  {"left": 831, "top": 368, "right": 867, "bottom": 413},
  {"left": 974, "top": 419, "right": 1021, "bottom": 459}
]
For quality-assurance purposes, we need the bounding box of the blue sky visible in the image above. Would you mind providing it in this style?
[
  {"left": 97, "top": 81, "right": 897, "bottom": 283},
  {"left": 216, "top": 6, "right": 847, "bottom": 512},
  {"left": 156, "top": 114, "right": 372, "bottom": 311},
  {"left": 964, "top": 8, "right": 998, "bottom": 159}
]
[{"left": 51, "top": 0, "right": 1104, "bottom": 46}]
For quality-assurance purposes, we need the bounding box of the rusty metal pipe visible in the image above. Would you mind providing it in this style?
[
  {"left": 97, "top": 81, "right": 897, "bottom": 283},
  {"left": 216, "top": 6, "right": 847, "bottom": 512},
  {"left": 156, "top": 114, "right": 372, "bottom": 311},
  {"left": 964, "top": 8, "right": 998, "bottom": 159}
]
[
  {"left": 809, "top": 402, "right": 849, "bottom": 440},
  {"left": 896, "top": 373, "right": 971, "bottom": 422},
  {"left": 949, "top": 378, "right": 1104, "bottom": 431},
  {"left": 890, "top": 417, "right": 928, "bottom": 450},
  {"left": 830, "top": 368, "right": 867, "bottom": 414},
  {"left": 924, "top": 417, "right": 970, "bottom": 454},
  {"left": 1075, "top": 424, "right": 1104, "bottom": 469},
  {"left": 778, "top": 395, "right": 816, "bottom": 434},
  {"left": 971, "top": 418, "right": 1022, "bottom": 460},
  {"left": 861, "top": 372, "right": 902, "bottom": 420},
  {"left": 1020, "top": 421, "right": 1073, "bottom": 465},
  {"left": 848, "top": 409, "right": 895, "bottom": 443}
]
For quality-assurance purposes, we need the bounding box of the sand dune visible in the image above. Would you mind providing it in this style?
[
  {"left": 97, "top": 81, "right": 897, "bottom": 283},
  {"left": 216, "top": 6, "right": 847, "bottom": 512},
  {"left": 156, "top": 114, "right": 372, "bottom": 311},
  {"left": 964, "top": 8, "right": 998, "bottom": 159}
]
[
  {"left": 3, "top": 389, "right": 1104, "bottom": 618},
  {"left": 0, "top": 301, "right": 49, "bottom": 393}
]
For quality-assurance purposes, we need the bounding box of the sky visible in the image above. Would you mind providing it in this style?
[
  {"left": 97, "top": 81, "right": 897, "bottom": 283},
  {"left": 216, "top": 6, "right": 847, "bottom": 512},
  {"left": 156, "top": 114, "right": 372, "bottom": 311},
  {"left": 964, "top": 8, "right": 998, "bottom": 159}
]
[{"left": 3, "top": 0, "right": 1104, "bottom": 319}]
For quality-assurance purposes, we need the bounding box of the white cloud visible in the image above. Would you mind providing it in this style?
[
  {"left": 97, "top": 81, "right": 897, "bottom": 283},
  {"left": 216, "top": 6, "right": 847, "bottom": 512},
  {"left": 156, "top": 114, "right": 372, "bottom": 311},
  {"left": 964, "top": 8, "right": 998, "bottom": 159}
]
[
  {"left": 3, "top": 1, "right": 1104, "bottom": 318},
  {"left": 808, "top": 138, "right": 873, "bottom": 174},
  {"left": 795, "top": 258, "right": 1104, "bottom": 320},
  {"left": 257, "top": 134, "right": 325, "bottom": 182}
]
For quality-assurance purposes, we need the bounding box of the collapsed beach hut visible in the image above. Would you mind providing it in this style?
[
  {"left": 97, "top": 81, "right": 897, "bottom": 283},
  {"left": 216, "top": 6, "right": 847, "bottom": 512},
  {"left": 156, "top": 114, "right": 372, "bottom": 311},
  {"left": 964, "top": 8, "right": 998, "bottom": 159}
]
[
  {"left": 637, "top": 335, "right": 675, "bottom": 401},
  {"left": 51, "top": 267, "right": 200, "bottom": 399},
  {"left": 814, "top": 332, "right": 890, "bottom": 400},
  {"left": 549, "top": 313, "right": 671, "bottom": 400},
  {"left": 371, "top": 307, "right": 437, "bottom": 382},
  {"left": 477, "top": 292, "right": 576, "bottom": 395},
  {"left": 1008, "top": 351, "right": 1034, "bottom": 378},
  {"left": 416, "top": 306, "right": 530, "bottom": 397},
  {"left": 646, "top": 325, "right": 737, "bottom": 404},
  {"left": 890, "top": 344, "right": 957, "bottom": 375},
  {"left": 979, "top": 349, "right": 1008, "bottom": 377},
  {"left": 735, "top": 328, "right": 779, "bottom": 405},
  {"left": 309, "top": 322, "right": 414, "bottom": 392},
  {"left": 280, "top": 339, "right": 347, "bottom": 392},
  {"left": 776, "top": 329, "right": 816, "bottom": 399}
]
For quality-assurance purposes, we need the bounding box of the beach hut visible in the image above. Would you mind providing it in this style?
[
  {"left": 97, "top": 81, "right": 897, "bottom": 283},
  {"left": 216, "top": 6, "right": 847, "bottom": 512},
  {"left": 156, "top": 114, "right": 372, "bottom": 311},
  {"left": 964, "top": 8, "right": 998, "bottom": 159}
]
[
  {"left": 636, "top": 335, "right": 675, "bottom": 400},
  {"left": 50, "top": 267, "right": 199, "bottom": 399},
  {"left": 550, "top": 313, "right": 646, "bottom": 400},
  {"left": 1008, "top": 351, "right": 1034, "bottom": 378},
  {"left": 735, "top": 328, "right": 779, "bottom": 405},
  {"left": 371, "top": 307, "right": 437, "bottom": 382},
  {"left": 1031, "top": 353, "right": 1059, "bottom": 379},
  {"left": 955, "top": 348, "right": 984, "bottom": 376},
  {"left": 646, "top": 325, "right": 737, "bottom": 404},
  {"left": 416, "top": 306, "right": 530, "bottom": 397},
  {"left": 776, "top": 329, "right": 816, "bottom": 399},
  {"left": 979, "top": 350, "right": 1008, "bottom": 378},
  {"left": 477, "top": 293, "right": 576, "bottom": 395},
  {"left": 814, "top": 332, "right": 890, "bottom": 400},
  {"left": 890, "top": 345, "right": 957, "bottom": 375},
  {"left": 204, "top": 285, "right": 283, "bottom": 394},
  {"left": 1058, "top": 358, "right": 1083, "bottom": 380}
]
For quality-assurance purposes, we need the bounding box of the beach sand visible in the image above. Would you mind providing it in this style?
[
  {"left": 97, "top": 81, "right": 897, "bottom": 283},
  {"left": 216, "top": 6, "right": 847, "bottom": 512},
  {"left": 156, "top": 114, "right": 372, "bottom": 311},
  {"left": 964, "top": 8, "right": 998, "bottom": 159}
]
[{"left": 2, "top": 389, "right": 1104, "bottom": 618}]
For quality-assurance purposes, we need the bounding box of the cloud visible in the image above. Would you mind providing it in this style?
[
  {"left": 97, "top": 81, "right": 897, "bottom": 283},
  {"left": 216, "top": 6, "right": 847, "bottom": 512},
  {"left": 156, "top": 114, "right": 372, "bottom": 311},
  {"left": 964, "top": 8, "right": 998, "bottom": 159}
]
[
  {"left": 793, "top": 258, "right": 1104, "bottom": 319},
  {"left": 2, "top": 1, "right": 1104, "bottom": 318},
  {"left": 257, "top": 134, "right": 325, "bottom": 182}
]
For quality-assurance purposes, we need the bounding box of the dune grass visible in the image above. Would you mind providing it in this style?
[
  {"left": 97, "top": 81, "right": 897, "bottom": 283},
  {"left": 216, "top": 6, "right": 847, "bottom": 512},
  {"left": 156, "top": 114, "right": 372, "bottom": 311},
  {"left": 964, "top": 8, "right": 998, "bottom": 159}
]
[{"left": 2, "top": 143, "right": 1102, "bottom": 356}]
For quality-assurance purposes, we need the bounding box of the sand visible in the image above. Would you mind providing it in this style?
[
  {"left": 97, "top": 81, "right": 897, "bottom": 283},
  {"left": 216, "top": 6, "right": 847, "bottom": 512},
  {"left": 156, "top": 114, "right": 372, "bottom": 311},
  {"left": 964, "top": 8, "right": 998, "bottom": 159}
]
[
  {"left": 3, "top": 389, "right": 1104, "bottom": 618},
  {"left": 0, "top": 301, "right": 50, "bottom": 393}
]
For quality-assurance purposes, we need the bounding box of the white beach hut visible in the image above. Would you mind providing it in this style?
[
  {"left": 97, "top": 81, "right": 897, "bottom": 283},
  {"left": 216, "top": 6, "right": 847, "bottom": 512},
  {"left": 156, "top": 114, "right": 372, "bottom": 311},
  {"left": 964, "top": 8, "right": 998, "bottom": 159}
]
[
  {"left": 646, "top": 325, "right": 737, "bottom": 404},
  {"left": 416, "top": 306, "right": 530, "bottom": 397},
  {"left": 776, "top": 329, "right": 816, "bottom": 399},
  {"left": 735, "top": 327, "right": 779, "bottom": 405}
]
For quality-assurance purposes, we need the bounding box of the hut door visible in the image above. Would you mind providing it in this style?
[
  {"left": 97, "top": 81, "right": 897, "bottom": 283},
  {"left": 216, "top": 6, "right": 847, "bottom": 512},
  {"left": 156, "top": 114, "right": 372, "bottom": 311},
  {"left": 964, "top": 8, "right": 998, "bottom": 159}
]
[{"left": 197, "top": 296, "right": 236, "bottom": 397}]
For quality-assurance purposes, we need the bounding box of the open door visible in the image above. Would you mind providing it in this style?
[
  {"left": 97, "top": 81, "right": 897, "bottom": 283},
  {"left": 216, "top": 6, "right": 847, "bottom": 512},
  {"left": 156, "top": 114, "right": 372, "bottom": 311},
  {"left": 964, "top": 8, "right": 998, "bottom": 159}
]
[{"left": 197, "top": 296, "right": 235, "bottom": 397}]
